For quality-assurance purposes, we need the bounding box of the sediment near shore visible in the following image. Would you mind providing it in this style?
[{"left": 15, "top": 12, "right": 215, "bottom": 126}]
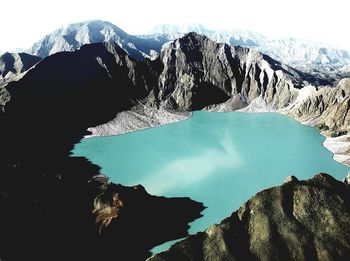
[{"left": 85, "top": 105, "right": 191, "bottom": 138}]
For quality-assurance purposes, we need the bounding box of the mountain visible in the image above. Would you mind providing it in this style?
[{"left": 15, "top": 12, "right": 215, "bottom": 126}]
[
  {"left": 27, "top": 20, "right": 164, "bottom": 60},
  {"left": 0, "top": 52, "right": 41, "bottom": 87},
  {"left": 1, "top": 32, "right": 350, "bottom": 259},
  {"left": 147, "top": 32, "right": 323, "bottom": 111},
  {"left": 0, "top": 42, "right": 203, "bottom": 260},
  {"left": 3, "top": 41, "right": 154, "bottom": 156},
  {"left": 148, "top": 174, "right": 350, "bottom": 261},
  {"left": 26, "top": 20, "right": 350, "bottom": 83},
  {"left": 149, "top": 24, "right": 350, "bottom": 79}
]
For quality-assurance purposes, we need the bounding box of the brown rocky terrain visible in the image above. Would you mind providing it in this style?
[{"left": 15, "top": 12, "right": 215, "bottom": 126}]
[{"left": 149, "top": 174, "right": 350, "bottom": 261}]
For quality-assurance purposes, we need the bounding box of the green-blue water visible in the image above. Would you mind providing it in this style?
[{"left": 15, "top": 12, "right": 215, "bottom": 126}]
[{"left": 72, "top": 111, "right": 349, "bottom": 252}]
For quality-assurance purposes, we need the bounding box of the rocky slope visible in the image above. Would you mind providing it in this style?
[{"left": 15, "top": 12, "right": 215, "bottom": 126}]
[
  {"left": 147, "top": 32, "right": 311, "bottom": 111},
  {"left": 27, "top": 20, "right": 164, "bottom": 60},
  {"left": 0, "top": 52, "right": 41, "bottom": 87},
  {"left": 148, "top": 173, "right": 350, "bottom": 261},
  {"left": 286, "top": 79, "right": 350, "bottom": 165},
  {"left": 85, "top": 104, "right": 191, "bottom": 137}
]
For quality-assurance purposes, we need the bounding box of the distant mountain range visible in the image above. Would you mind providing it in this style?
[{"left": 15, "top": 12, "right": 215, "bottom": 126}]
[
  {"left": 25, "top": 20, "right": 350, "bottom": 79},
  {"left": 1, "top": 20, "right": 349, "bottom": 89},
  {"left": 26, "top": 20, "right": 164, "bottom": 61},
  {"left": 149, "top": 24, "right": 350, "bottom": 68}
]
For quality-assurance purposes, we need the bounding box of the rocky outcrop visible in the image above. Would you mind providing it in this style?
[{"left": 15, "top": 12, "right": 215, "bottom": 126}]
[
  {"left": 149, "top": 32, "right": 311, "bottom": 111},
  {"left": 0, "top": 52, "right": 41, "bottom": 87},
  {"left": 148, "top": 174, "right": 350, "bottom": 261},
  {"left": 0, "top": 52, "right": 41, "bottom": 110},
  {"left": 284, "top": 78, "right": 350, "bottom": 165},
  {"left": 93, "top": 191, "right": 124, "bottom": 234},
  {"left": 287, "top": 79, "right": 350, "bottom": 133}
]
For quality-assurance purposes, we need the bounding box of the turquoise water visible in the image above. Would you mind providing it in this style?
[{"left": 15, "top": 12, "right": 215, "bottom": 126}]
[{"left": 72, "top": 111, "right": 349, "bottom": 252}]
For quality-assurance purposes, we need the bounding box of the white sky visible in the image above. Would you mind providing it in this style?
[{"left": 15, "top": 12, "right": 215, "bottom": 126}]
[{"left": 1, "top": 0, "right": 349, "bottom": 52}]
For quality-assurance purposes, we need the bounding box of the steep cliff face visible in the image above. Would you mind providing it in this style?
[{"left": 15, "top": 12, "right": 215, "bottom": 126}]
[
  {"left": 287, "top": 78, "right": 350, "bottom": 134},
  {"left": 148, "top": 174, "right": 350, "bottom": 261},
  {"left": 149, "top": 32, "right": 330, "bottom": 111}
]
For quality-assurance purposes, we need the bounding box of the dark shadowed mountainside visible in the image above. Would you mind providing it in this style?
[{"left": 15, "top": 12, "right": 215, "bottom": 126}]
[{"left": 0, "top": 42, "right": 204, "bottom": 260}]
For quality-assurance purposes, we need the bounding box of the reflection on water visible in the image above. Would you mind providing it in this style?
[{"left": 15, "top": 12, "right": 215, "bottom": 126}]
[{"left": 72, "top": 111, "right": 349, "bottom": 253}]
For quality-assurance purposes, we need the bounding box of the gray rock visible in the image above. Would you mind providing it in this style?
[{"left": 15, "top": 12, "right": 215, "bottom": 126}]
[
  {"left": 151, "top": 32, "right": 305, "bottom": 111},
  {"left": 288, "top": 78, "right": 350, "bottom": 135},
  {"left": 284, "top": 175, "right": 299, "bottom": 183},
  {"left": 0, "top": 52, "right": 41, "bottom": 87}
]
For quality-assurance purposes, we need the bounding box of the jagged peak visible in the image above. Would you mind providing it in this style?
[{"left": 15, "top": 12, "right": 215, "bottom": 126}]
[{"left": 162, "top": 31, "right": 260, "bottom": 58}]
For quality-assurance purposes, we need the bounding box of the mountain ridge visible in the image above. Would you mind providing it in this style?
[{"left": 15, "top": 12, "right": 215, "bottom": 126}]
[{"left": 23, "top": 20, "right": 350, "bottom": 83}]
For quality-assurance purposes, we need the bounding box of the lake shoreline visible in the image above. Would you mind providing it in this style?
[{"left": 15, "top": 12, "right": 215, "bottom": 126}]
[
  {"left": 83, "top": 105, "right": 350, "bottom": 168},
  {"left": 75, "top": 110, "right": 349, "bottom": 255}
]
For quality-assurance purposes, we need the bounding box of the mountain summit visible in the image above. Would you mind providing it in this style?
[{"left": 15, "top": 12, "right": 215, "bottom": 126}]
[
  {"left": 149, "top": 24, "right": 350, "bottom": 78},
  {"left": 26, "top": 20, "right": 163, "bottom": 60}
]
